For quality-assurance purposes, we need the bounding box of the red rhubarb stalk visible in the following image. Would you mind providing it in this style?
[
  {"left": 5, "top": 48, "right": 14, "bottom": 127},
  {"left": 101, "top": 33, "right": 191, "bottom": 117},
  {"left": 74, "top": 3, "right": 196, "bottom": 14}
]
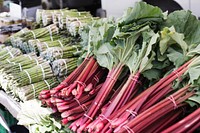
[{"left": 161, "top": 107, "right": 200, "bottom": 133}]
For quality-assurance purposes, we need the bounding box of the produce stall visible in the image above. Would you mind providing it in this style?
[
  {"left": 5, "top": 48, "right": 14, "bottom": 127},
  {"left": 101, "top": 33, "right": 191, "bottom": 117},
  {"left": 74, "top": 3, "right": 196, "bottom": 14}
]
[{"left": 0, "top": 1, "right": 200, "bottom": 133}]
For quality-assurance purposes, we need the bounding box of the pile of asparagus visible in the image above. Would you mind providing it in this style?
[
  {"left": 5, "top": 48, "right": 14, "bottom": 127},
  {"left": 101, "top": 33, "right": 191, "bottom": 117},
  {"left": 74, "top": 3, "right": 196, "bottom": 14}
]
[
  {"left": 40, "top": 45, "right": 82, "bottom": 61},
  {"left": 36, "top": 8, "right": 97, "bottom": 36},
  {"left": 0, "top": 45, "right": 22, "bottom": 61},
  {"left": 6, "top": 24, "right": 59, "bottom": 53},
  {"left": 0, "top": 52, "right": 58, "bottom": 100}
]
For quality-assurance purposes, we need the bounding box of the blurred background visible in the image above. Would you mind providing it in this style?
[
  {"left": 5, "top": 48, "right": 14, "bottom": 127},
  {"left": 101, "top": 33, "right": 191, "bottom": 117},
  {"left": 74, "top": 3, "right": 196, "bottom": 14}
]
[{"left": 0, "top": 0, "right": 199, "bottom": 18}]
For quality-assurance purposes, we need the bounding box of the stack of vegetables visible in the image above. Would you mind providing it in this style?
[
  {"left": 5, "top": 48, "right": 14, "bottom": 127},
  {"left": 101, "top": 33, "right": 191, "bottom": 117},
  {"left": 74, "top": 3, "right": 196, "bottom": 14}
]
[
  {"left": 38, "top": 2, "right": 200, "bottom": 133},
  {"left": 36, "top": 8, "right": 78, "bottom": 26},
  {"left": 51, "top": 58, "right": 79, "bottom": 78},
  {"left": 0, "top": 60, "right": 79, "bottom": 102},
  {"left": 36, "top": 8, "right": 98, "bottom": 36},
  {"left": 0, "top": 52, "right": 59, "bottom": 101},
  {"left": 0, "top": 45, "right": 22, "bottom": 60},
  {"left": 40, "top": 45, "right": 82, "bottom": 61},
  {"left": 6, "top": 24, "right": 60, "bottom": 53},
  {"left": 0, "top": 5, "right": 104, "bottom": 105}
]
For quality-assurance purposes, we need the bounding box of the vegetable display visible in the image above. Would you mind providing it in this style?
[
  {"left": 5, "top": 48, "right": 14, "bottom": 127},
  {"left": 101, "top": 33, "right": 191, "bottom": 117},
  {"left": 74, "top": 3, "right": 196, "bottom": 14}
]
[
  {"left": 38, "top": 2, "right": 200, "bottom": 133},
  {"left": 0, "top": 2, "right": 199, "bottom": 133}
]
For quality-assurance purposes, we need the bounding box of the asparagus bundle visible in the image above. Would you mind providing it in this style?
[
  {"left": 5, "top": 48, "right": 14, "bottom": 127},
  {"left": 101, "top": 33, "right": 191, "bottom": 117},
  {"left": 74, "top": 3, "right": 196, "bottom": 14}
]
[
  {"left": 41, "top": 45, "right": 82, "bottom": 61},
  {"left": 5, "top": 28, "right": 30, "bottom": 44},
  {"left": 42, "top": 9, "right": 78, "bottom": 26},
  {"left": 36, "top": 9, "right": 70, "bottom": 26},
  {"left": 0, "top": 54, "right": 45, "bottom": 93},
  {"left": 9, "top": 25, "right": 59, "bottom": 53},
  {"left": 37, "top": 38, "right": 72, "bottom": 53},
  {"left": 16, "top": 77, "right": 59, "bottom": 101},
  {"left": 14, "top": 62, "right": 54, "bottom": 86},
  {"left": 25, "top": 35, "right": 61, "bottom": 54},
  {"left": 1, "top": 54, "right": 45, "bottom": 74},
  {"left": 0, "top": 46, "right": 22, "bottom": 61},
  {"left": 51, "top": 58, "right": 78, "bottom": 77},
  {"left": 67, "top": 17, "right": 98, "bottom": 36},
  {"left": 58, "top": 11, "right": 92, "bottom": 29},
  {"left": 20, "top": 24, "right": 59, "bottom": 41},
  {"left": 36, "top": 8, "right": 84, "bottom": 27},
  {"left": 52, "top": 9, "right": 78, "bottom": 24}
]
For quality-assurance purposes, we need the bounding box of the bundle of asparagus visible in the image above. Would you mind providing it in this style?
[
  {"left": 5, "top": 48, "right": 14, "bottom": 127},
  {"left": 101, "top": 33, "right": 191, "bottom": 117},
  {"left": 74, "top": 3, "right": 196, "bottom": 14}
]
[
  {"left": 5, "top": 28, "right": 30, "bottom": 44},
  {"left": 0, "top": 53, "right": 46, "bottom": 93},
  {"left": 66, "top": 17, "right": 98, "bottom": 36},
  {"left": 16, "top": 77, "right": 59, "bottom": 101},
  {"left": 0, "top": 54, "right": 45, "bottom": 74},
  {"left": 25, "top": 35, "right": 61, "bottom": 54},
  {"left": 0, "top": 46, "right": 22, "bottom": 61},
  {"left": 51, "top": 58, "right": 78, "bottom": 77},
  {"left": 36, "top": 8, "right": 89, "bottom": 26},
  {"left": 14, "top": 62, "right": 54, "bottom": 87},
  {"left": 36, "top": 9, "right": 70, "bottom": 26},
  {"left": 22, "top": 24, "right": 58, "bottom": 40},
  {"left": 9, "top": 24, "right": 59, "bottom": 52},
  {"left": 41, "top": 45, "right": 82, "bottom": 61},
  {"left": 37, "top": 37, "right": 72, "bottom": 53},
  {"left": 57, "top": 11, "right": 92, "bottom": 29},
  {"left": 52, "top": 9, "right": 79, "bottom": 24}
]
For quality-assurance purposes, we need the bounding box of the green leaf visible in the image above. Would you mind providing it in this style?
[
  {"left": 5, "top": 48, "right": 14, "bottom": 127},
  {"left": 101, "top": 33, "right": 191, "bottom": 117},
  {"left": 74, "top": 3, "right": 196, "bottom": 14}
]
[
  {"left": 126, "top": 51, "right": 138, "bottom": 72},
  {"left": 51, "top": 118, "right": 62, "bottom": 129},
  {"left": 95, "top": 43, "right": 115, "bottom": 70},
  {"left": 140, "top": 51, "right": 156, "bottom": 72},
  {"left": 185, "top": 100, "right": 198, "bottom": 107},
  {"left": 188, "top": 92, "right": 200, "bottom": 107},
  {"left": 139, "top": 33, "right": 159, "bottom": 72},
  {"left": 188, "top": 95, "right": 200, "bottom": 104},
  {"left": 119, "top": 2, "right": 163, "bottom": 26},
  {"left": 188, "top": 65, "right": 200, "bottom": 84},
  {"left": 159, "top": 26, "right": 188, "bottom": 55},
  {"left": 162, "top": 10, "right": 200, "bottom": 45},
  {"left": 167, "top": 47, "right": 187, "bottom": 67},
  {"left": 153, "top": 59, "right": 171, "bottom": 69},
  {"left": 112, "top": 25, "right": 150, "bottom": 69},
  {"left": 142, "top": 68, "right": 162, "bottom": 80},
  {"left": 187, "top": 44, "right": 200, "bottom": 57}
]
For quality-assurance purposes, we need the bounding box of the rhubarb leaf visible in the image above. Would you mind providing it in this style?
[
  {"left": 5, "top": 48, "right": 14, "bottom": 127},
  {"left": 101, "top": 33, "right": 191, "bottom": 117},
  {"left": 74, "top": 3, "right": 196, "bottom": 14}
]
[
  {"left": 140, "top": 33, "right": 159, "bottom": 72},
  {"left": 188, "top": 65, "right": 200, "bottom": 84},
  {"left": 187, "top": 44, "right": 200, "bottom": 57},
  {"left": 119, "top": 2, "right": 163, "bottom": 27},
  {"left": 159, "top": 26, "right": 188, "bottom": 55},
  {"left": 163, "top": 10, "right": 200, "bottom": 45},
  {"left": 167, "top": 47, "right": 188, "bottom": 68},
  {"left": 187, "top": 92, "right": 200, "bottom": 106},
  {"left": 188, "top": 95, "right": 200, "bottom": 104},
  {"left": 93, "top": 21, "right": 118, "bottom": 70},
  {"left": 112, "top": 25, "right": 150, "bottom": 68},
  {"left": 142, "top": 68, "right": 161, "bottom": 80},
  {"left": 95, "top": 43, "right": 115, "bottom": 70}
]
